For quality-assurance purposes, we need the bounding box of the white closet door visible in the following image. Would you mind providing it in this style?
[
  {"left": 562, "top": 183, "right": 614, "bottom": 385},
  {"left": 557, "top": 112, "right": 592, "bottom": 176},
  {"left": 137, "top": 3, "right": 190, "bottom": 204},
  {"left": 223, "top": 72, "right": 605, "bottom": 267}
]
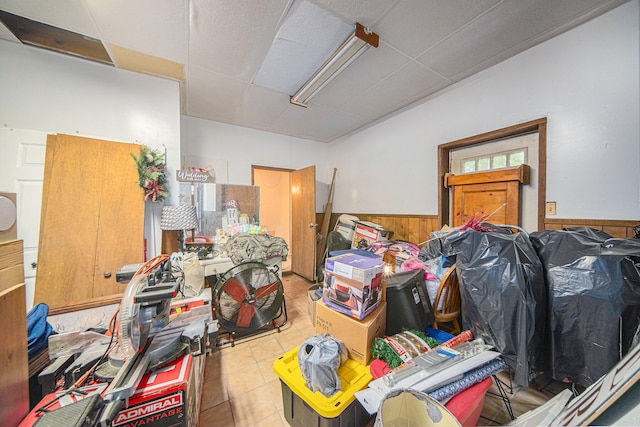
[{"left": 0, "top": 127, "right": 47, "bottom": 311}]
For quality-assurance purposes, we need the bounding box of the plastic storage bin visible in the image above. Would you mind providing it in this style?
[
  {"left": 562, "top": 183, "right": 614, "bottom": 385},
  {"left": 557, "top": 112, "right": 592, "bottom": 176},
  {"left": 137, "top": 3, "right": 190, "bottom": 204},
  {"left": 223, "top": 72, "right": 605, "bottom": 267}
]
[{"left": 274, "top": 346, "right": 373, "bottom": 427}]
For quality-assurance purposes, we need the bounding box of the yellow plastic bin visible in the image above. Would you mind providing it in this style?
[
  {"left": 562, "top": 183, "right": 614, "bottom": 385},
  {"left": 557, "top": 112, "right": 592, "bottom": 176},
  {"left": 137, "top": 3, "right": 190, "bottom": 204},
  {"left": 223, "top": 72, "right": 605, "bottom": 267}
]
[{"left": 274, "top": 346, "right": 373, "bottom": 427}]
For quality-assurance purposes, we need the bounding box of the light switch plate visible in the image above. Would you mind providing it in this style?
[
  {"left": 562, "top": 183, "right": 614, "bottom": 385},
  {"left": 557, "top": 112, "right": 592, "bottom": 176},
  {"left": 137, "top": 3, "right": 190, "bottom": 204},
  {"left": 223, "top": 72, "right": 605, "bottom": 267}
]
[{"left": 546, "top": 202, "right": 557, "bottom": 215}]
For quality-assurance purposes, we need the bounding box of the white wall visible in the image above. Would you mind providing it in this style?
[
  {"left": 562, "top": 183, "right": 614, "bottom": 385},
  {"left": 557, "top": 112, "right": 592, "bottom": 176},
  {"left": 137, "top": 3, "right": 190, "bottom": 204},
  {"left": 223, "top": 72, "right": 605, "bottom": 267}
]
[
  {"left": 328, "top": 0, "right": 640, "bottom": 222},
  {"left": 181, "top": 116, "right": 333, "bottom": 210},
  {"left": 0, "top": 39, "right": 182, "bottom": 309}
]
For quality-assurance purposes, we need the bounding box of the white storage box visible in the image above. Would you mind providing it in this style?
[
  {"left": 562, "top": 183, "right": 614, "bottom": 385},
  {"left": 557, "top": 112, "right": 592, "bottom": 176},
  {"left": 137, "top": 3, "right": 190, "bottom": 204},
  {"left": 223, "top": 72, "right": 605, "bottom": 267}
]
[
  {"left": 334, "top": 214, "right": 359, "bottom": 242},
  {"left": 351, "top": 221, "right": 390, "bottom": 249}
]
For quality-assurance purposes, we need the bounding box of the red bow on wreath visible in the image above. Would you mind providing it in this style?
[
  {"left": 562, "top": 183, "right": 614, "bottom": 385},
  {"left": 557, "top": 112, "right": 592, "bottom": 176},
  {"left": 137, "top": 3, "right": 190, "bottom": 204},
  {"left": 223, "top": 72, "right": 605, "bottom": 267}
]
[{"left": 144, "top": 179, "right": 166, "bottom": 202}]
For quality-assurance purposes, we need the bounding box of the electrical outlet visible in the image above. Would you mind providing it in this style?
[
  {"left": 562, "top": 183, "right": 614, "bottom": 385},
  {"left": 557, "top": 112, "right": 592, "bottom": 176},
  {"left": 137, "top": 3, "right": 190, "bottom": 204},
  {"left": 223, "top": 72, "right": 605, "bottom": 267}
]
[{"left": 546, "top": 202, "right": 557, "bottom": 215}]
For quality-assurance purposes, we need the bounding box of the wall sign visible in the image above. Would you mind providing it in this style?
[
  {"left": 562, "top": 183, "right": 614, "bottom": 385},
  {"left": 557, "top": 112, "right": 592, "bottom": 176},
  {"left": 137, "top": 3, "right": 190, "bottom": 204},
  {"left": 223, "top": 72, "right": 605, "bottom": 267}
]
[{"left": 176, "top": 169, "right": 215, "bottom": 183}]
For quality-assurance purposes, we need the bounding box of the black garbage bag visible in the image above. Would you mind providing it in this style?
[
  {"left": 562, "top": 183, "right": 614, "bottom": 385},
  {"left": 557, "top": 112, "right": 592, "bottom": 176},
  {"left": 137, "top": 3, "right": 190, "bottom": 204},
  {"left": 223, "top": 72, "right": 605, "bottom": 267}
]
[
  {"left": 446, "top": 229, "right": 548, "bottom": 387},
  {"left": 530, "top": 228, "right": 640, "bottom": 387}
]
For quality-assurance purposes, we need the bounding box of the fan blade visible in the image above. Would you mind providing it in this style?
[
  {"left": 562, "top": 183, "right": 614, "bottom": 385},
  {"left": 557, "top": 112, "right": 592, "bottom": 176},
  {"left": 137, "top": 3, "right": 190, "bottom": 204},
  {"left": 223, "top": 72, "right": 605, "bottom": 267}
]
[
  {"left": 254, "top": 281, "right": 280, "bottom": 299},
  {"left": 223, "top": 277, "right": 250, "bottom": 303},
  {"left": 236, "top": 304, "right": 257, "bottom": 328}
]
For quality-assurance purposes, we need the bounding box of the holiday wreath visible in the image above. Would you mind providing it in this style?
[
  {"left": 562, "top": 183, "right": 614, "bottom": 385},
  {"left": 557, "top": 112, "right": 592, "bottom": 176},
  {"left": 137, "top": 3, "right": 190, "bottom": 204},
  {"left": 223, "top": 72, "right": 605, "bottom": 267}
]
[{"left": 131, "top": 145, "right": 168, "bottom": 202}]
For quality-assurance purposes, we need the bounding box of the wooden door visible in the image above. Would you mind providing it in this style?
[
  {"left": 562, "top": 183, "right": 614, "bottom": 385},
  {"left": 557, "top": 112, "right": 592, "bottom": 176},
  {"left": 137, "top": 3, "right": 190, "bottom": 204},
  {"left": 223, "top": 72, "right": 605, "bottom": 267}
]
[
  {"left": 35, "top": 134, "right": 144, "bottom": 313},
  {"left": 445, "top": 165, "right": 529, "bottom": 227},
  {"left": 291, "top": 165, "right": 316, "bottom": 282}
]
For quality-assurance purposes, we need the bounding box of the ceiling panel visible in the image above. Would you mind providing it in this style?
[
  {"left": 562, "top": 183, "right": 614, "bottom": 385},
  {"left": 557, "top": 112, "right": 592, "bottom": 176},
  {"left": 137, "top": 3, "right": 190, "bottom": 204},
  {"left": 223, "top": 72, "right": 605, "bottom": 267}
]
[
  {"left": 0, "top": 0, "right": 99, "bottom": 37},
  {"left": 0, "top": 0, "right": 630, "bottom": 142},
  {"left": 186, "top": 66, "right": 248, "bottom": 122},
  {"left": 233, "top": 85, "right": 291, "bottom": 129},
  {"left": 272, "top": 101, "right": 334, "bottom": 136},
  {"left": 418, "top": 0, "right": 628, "bottom": 81},
  {"left": 189, "top": 0, "right": 290, "bottom": 81},
  {"left": 340, "top": 61, "right": 449, "bottom": 119},
  {"left": 375, "top": 0, "right": 502, "bottom": 58},
  {"left": 305, "top": 110, "right": 369, "bottom": 141},
  {"left": 310, "top": 41, "right": 411, "bottom": 109},
  {"left": 312, "top": 0, "right": 398, "bottom": 27},
  {"left": 85, "top": 0, "right": 187, "bottom": 64}
]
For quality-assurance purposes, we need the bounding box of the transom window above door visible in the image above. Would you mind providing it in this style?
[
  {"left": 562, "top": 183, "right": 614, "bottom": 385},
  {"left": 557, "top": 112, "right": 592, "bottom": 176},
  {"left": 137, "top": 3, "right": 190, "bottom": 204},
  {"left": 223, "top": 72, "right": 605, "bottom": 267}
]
[{"left": 461, "top": 148, "right": 527, "bottom": 173}]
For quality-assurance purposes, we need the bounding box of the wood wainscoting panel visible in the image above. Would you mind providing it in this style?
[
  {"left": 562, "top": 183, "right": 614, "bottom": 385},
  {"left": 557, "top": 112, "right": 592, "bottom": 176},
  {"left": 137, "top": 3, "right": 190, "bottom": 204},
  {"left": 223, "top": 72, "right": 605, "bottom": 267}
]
[
  {"left": 544, "top": 218, "right": 639, "bottom": 238},
  {"left": 325, "top": 213, "right": 440, "bottom": 245}
]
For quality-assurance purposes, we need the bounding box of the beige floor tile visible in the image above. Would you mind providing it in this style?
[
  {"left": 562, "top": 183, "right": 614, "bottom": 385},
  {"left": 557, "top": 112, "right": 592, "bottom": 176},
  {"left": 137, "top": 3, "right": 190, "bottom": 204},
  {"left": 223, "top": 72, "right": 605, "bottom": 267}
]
[
  {"left": 274, "top": 327, "right": 306, "bottom": 351},
  {"left": 266, "top": 378, "right": 284, "bottom": 411},
  {"left": 280, "top": 412, "right": 292, "bottom": 427},
  {"left": 244, "top": 411, "right": 286, "bottom": 427},
  {"left": 200, "top": 368, "right": 229, "bottom": 411},
  {"left": 258, "top": 357, "right": 279, "bottom": 383},
  {"left": 204, "top": 351, "right": 223, "bottom": 380},
  {"left": 219, "top": 342, "right": 257, "bottom": 371},
  {"left": 223, "top": 361, "right": 265, "bottom": 399},
  {"left": 229, "top": 383, "right": 278, "bottom": 425},
  {"left": 199, "top": 401, "right": 234, "bottom": 426},
  {"left": 248, "top": 335, "right": 285, "bottom": 363}
]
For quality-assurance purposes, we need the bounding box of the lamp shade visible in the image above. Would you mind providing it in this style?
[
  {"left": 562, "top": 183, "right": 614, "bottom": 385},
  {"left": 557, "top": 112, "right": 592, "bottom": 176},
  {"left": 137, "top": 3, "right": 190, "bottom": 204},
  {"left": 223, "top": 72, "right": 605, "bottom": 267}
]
[{"left": 160, "top": 205, "right": 198, "bottom": 230}]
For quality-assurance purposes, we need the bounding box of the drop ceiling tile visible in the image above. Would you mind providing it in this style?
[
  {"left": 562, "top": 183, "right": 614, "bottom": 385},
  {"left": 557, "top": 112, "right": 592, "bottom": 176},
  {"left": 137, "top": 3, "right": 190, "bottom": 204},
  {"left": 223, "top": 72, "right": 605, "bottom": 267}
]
[
  {"left": 108, "top": 43, "right": 185, "bottom": 83},
  {"left": 189, "top": 0, "right": 290, "bottom": 81},
  {"left": 272, "top": 102, "right": 334, "bottom": 137},
  {"left": 233, "top": 85, "right": 291, "bottom": 129},
  {"left": 341, "top": 61, "right": 448, "bottom": 119},
  {"left": 310, "top": 41, "right": 410, "bottom": 109},
  {"left": 305, "top": 110, "right": 369, "bottom": 142},
  {"left": 186, "top": 66, "right": 248, "bottom": 122},
  {"left": 417, "top": 0, "right": 626, "bottom": 81},
  {"left": 0, "top": 0, "right": 98, "bottom": 37},
  {"left": 253, "top": 0, "right": 353, "bottom": 95},
  {"left": 374, "top": 0, "right": 501, "bottom": 58},
  {"left": 312, "top": 0, "right": 398, "bottom": 27},
  {"left": 84, "top": 0, "right": 187, "bottom": 63}
]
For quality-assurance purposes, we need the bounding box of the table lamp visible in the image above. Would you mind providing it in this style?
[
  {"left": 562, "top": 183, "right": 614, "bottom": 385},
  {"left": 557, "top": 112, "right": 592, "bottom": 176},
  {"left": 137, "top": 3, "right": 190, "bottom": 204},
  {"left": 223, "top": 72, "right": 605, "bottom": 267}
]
[{"left": 160, "top": 205, "right": 198, "bottom": 252}]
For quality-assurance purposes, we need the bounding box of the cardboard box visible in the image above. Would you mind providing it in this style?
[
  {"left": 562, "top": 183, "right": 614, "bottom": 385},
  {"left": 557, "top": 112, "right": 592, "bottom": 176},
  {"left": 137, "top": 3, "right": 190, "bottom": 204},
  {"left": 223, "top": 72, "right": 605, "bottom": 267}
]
[
  {"left": 323, "top": 254, "right": 384, "bottom": 320},
  {"left": 0, "top": 239, "right": 24, "bottom": 294},
  {"left": 351, "top": 221, "right": 390, "bottom": 249},
  {"left": 315, "top": 300, "right": 386, "bottom": 365}
]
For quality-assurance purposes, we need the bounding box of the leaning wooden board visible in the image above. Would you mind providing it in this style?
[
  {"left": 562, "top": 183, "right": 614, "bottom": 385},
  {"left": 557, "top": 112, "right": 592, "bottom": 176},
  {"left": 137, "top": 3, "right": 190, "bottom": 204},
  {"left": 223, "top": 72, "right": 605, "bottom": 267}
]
[{"left": 0, "top": 283, "right": 29, "bottom": 427}]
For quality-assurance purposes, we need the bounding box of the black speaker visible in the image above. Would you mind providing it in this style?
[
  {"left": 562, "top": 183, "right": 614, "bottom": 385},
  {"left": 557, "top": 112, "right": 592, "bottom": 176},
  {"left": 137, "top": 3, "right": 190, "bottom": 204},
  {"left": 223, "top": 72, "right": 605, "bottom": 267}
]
[{"left": 384, "top": 269, "right": 435, "bottom": 336}]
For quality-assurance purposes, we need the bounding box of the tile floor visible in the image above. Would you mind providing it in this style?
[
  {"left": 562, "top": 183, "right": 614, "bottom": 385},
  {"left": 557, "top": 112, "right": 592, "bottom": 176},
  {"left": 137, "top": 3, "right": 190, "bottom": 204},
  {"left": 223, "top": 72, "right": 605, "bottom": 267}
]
[{"left": 197, "top": 272, "right": 566, "bottom": 426}]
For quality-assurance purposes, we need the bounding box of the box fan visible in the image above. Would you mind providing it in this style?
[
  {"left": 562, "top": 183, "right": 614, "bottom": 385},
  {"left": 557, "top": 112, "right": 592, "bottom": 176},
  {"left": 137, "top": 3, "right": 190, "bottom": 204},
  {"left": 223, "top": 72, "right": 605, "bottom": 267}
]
[{"left": 213, "top": 261, "right": 287, "bottom": 345}]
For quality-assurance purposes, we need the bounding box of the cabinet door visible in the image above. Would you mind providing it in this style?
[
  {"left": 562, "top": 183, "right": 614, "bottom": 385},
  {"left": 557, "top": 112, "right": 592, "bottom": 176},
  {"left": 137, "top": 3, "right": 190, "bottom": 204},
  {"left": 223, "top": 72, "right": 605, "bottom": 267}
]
[
  {"left": 445, "top": 165, "right": 529, "bottom": 228},
  {"left": 35, "top": 134, "right": 144, "bottom": 313}
]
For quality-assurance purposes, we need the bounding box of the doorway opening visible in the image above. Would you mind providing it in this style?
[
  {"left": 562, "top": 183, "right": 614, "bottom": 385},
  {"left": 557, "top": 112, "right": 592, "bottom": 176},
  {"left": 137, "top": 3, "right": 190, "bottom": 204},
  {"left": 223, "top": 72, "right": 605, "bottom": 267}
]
[
  {"left": 252, "top": 166, "right": 293, "bottom": 272},
  {"left": 438, "top": 118, "right": 547, "bottom": 232}
]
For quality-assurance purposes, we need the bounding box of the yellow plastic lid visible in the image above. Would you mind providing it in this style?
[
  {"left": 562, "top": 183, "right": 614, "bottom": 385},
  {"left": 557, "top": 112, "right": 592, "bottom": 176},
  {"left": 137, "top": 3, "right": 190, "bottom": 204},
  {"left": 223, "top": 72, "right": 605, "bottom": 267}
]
[{"left": 273, "top": 346, "right": 373, "bottom": 418}]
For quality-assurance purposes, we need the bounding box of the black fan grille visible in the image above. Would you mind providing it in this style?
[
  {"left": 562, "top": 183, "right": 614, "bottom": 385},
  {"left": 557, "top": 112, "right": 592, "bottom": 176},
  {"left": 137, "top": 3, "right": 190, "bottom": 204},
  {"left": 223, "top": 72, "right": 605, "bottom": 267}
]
[{"left": 214, "top": 262, "right": 284, "bottom": 334}]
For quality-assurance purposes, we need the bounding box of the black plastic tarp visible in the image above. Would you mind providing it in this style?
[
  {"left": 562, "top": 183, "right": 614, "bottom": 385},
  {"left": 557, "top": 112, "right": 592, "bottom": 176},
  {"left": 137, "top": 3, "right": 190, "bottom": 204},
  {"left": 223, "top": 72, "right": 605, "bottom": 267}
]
[
  {"left": 530, "top": 228, "right": 640, "bottom": 387},
  {"left": 446, "top": 229, "right": 548, "bottom": 387}
]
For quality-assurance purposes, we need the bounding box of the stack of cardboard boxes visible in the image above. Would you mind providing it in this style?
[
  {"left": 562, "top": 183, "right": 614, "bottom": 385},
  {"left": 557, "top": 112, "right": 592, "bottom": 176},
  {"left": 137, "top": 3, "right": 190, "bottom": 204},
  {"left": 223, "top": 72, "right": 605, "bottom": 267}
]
[{"left": 314, "top": 253, "right": 387, "bottom": 365}]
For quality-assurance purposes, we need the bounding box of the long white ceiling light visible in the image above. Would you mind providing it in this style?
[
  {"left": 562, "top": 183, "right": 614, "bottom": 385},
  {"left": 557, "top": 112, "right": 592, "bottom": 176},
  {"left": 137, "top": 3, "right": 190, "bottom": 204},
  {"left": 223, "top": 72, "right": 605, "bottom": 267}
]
[{"left": 290, "top": 22, "right": 379, "bottom": 108}]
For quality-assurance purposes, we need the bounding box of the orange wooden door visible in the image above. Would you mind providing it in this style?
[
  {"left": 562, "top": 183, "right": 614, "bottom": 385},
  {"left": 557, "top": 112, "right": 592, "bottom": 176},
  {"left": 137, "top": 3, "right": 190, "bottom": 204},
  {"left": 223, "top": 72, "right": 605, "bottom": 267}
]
[
  {"left": 35, "top": 134, "right": 144, "bottom": 313},
  {"left": 445, "top": 165, "right": 529, "bottom": 227},
  {"left": 291, "top": 165, "right": 316, "bottom": 282}
]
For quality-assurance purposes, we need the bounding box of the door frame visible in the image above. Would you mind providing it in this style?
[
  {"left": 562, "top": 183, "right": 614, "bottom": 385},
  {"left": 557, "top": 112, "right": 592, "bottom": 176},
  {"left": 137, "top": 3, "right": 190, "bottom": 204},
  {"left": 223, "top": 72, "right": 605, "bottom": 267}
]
[
  {"left": 438, "top": 117, "right": 547, "bottom": 231},
  {"left": 251, "top": 164, "right": 293, "bottom": 265}
]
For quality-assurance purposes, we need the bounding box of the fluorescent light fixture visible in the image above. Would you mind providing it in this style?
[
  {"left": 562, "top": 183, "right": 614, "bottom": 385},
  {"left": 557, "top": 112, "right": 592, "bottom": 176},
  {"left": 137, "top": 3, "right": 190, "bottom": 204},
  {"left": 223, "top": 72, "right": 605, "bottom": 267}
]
[{"left": 290, "top": 22, "right": 378, "bottom": 107}]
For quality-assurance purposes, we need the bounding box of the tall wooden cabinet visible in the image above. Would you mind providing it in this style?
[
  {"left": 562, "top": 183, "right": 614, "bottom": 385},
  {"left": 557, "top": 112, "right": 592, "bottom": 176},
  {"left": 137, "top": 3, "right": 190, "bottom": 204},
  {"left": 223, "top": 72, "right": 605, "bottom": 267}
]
[
  {"left": 0, "top": 239, "right": 29, "bottom": 427},
  {"left": 35, "top": 134, "right": 145, "bottom": 313}
]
